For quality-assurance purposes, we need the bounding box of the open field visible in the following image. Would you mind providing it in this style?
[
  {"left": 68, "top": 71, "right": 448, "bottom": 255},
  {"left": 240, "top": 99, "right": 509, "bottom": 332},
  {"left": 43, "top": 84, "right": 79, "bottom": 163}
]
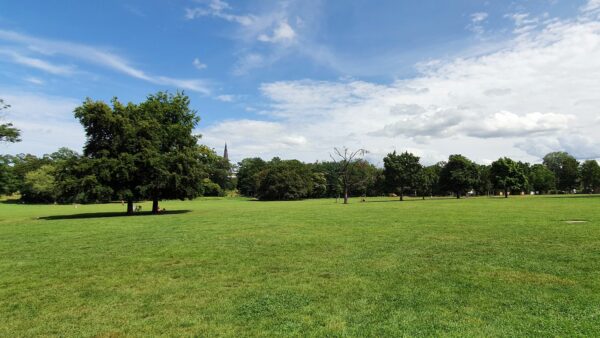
[{"left": 1, "top": 196, "right": 600, "bottom": 336}]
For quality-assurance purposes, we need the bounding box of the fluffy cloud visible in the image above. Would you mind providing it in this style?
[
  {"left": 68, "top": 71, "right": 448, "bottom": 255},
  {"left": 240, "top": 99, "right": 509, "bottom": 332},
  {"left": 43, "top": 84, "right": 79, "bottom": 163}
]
[
  {"left": 200, "top": 119, "right": 308, "bottom": 160},
  {"left": 466, "top": 111, "right": 574, "bottom": 138},
  {"left": 192, "top": 58, "right": 207, "bottom": 70},
  {"left": 200, "top": 11, "right": 600, "bottom": 162},
  {"left": 582, "top": 0, "right": 600, "bottom": 14},
  {"left": 184, "top": 0, "right": 301, "bottom": 74},
  {"left": 258, "top": 20, "right": 296, "bottom": 44},
  {"left": 468, "top": 12, "right": 488, "bottom": 35},
  {"left": 0, "top": 90, "right": 84, "bottom": 155}
]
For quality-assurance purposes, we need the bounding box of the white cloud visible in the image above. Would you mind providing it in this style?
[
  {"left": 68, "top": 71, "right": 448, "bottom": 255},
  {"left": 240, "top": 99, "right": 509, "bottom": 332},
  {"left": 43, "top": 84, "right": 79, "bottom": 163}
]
[
  {"left": 216, "top": 94, "right": 234, "bottom": 102},
  {"left": 192, "top": 58, "right": 207, "bottom": 70},
  {"left": 471, "top": 12, "right": 488, "bottom": 23},
  {"left": 0, "top": 29, "right": 211, "bottom": 94},
  {"left": 199, "top": 12, "right": 600, "bottom": 163},
  {"left": 184, "top": 0, "right": 301, "bottom": 74},
  {"left": 581, "top": 0, "right": 600, "bottom": 14},
  {"left": 468, "top": 12, "right": 489, "bottom": 36},
  {"left": 200, "top": 119, "right": 308, "bottom": 160},
  {"left": 232, "top": 53, "right": 265, "bottom": 75},
  {"left": 24, "top": 77, "right": 44, "bottom": 85},
  {"left": 506, "top": 13, "right": 539, "bottom": 34},
  {"left": 258, "top": 20, "right": 296, "bottom": 44},
  {"left": 516, "top": 135, "right": 600, "bottom": 159},
  {"left": 0, "top": 49, "right": 75, "bottom": 75},
  {"left": 184, "top": 0, "right": 256, "bottom": 26},
  {"left": 0, "top": 90, "right": 84, "bottom": 155}
]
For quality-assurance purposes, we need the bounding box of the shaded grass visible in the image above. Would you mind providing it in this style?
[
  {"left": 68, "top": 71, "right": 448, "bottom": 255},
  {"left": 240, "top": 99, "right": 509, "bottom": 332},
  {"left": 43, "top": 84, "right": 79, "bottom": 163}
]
[{"left": 1, "top": 196, "right": 600, "bottom": 336}]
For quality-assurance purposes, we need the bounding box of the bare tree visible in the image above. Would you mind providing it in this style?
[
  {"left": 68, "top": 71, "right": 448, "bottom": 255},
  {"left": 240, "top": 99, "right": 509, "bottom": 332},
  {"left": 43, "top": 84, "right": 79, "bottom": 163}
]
[{"left": 330, "top": 147, "right": 367, "bottom": 204}]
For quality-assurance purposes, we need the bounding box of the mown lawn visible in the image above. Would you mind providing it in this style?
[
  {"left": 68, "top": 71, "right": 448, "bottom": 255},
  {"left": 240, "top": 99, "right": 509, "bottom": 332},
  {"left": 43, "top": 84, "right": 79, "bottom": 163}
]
[{"left": 1, "top": 195, "right": 600, "bottom": 336}]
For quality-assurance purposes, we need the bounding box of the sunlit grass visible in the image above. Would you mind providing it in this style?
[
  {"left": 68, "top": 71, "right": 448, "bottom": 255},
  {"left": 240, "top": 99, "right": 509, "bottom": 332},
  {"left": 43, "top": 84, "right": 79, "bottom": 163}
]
[{"left": 1, "top": 195, "right": 599, "bottom": 336}]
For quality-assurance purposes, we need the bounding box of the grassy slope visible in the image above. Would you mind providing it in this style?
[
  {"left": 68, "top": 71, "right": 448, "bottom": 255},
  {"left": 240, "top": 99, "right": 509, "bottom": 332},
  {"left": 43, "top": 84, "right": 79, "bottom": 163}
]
[{"left": 1, "top": 196, "right": 599, "bottom": 337}]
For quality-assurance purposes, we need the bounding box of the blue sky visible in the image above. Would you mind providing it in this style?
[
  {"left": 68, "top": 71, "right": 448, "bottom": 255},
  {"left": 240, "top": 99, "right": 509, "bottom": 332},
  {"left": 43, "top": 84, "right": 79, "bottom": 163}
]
[{"left": 1, "top": 0, "right": 600, "bottom": 164}]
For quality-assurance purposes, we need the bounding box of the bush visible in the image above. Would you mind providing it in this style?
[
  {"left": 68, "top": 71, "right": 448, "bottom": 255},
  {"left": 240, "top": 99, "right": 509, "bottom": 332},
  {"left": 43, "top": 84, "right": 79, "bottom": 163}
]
[{"left": 256, "top": 160, "right": 313, "bottom": 200}]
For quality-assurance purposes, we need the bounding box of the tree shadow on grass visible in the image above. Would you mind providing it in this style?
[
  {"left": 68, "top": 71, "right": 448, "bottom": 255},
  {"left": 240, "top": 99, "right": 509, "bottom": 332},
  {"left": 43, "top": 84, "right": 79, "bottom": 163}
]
[
  {"left": 39, "top": 210, "right": 191, "bottom": 220},
  {"left": 364, "top": 197, "right": 457, "bottom": 203}
]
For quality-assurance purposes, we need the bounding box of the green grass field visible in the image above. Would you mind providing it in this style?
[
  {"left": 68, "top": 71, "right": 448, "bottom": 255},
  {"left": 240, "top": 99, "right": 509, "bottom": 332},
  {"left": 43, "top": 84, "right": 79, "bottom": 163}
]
[{"left": 1, "top": 196, "right": 600, "bottom": 336}]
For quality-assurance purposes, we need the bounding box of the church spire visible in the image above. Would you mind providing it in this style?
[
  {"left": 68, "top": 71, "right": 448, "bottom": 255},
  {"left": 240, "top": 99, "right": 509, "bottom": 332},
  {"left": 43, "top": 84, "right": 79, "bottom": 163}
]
[{"left": 223, "top": 143, "right": 229, "bottom": 161}]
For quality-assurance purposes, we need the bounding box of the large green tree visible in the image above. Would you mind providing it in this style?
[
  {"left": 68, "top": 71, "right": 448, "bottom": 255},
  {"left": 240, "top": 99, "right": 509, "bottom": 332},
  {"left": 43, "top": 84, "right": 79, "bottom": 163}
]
[
  {"left": 417, "top": 165, "right": 440, "bottom": 199},
  {"left": 0, "top": 155, "right": 18, "bottom": 195},
  {"left": 75, "top": 92, "right": 205, "bottom": 214},
  {"left": 237, "top": 157, "right": 267, "bottom": 197},
  {"left": 580, "top": 160, "right": 600, "bottom": 193},
  {"left": 255, "top": 159, "right": 314, "bottom": 200},
  {"left": 198, "top": 145, "right": 233, "bottom": 195},
  {"left": 383, "top": 151, "right": 422, "bottom": 201},
  {"left": 21, "top": 164, "right": 57, "bottom": 203},
  {"left": 439, "top": 154, "right": 478, "bottom": 199},
  {"left": 0, "top": 99, "right": 21, "bottom": 143},
  {"left": 543, "top": 152, "right": 579, "bottom": 192},
  {"left": 474, "top": 164, "right": 493, "bottom": 196},
  {"left": 528, "top": 164, "right": 556, "bottom": 194},
  {"left": 490, "top": 157, "right": 527, "bottom": 198}
]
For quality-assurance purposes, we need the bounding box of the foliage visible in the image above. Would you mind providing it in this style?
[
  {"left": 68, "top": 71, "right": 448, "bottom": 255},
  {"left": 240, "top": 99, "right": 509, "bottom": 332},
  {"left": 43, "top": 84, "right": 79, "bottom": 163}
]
[
  {"left": 236, "top": 157, "right": 267, "bottom": 197},
  {"left": 255, "top": 159, "right": 314, "bottom": 200},
  {"left": 198, "top": 145, "right": 233, "bottom": 194},
  {"left": 74, "top": 92, "right": 205, "bottom": 214},
  {"left": 439, "top": 154, "right": 478, "bottom": 198},
  {"left": 417, "top": 165, "right": 441, "bottom": 198},
  {"left": 473, "top": 164, "right": 493, "bottom": 196},
  {"left": 490, "top": 157, "right": 528, "bottom": 198},
  {"left": 0, "top": 155, "right": 19, "bottom": 195},
  {"left": 580, "top": 160, "right": 600, "bottom": 193},
  {"left": 383, "top": 151, "right": 422, "bottom": 200},
  {"left": 528, "top": 164, "right": 556, "bottom": 194},
  {"left": 543, "top": 152, "right": 579, "bottom": 192},
  {"left": 21, "top": 164, "right": 57, "bottom": 203}
]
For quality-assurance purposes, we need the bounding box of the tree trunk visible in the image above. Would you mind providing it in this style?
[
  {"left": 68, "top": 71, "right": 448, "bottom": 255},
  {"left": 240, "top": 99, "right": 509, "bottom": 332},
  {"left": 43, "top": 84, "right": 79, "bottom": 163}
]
[
  {"left": 400, "top": 188, "right": 404, "bottom": 201},
  {"left": 152, "top": 196, "right": 159, "bottom": 214},
  {"left": 456, "top": 191, "right": 461, "bottom": 199},
  {"left": 127, "top": 199, "right": 133, "bottom": 215},
  {"left": 343, "top": 188, "right": 348, "bottom": 204},
  {"left": 422, "top": 195, "right": 425, "bottom": 200},
  {"left": 505, "top": 188, "right": 509, "bottom": 198}
]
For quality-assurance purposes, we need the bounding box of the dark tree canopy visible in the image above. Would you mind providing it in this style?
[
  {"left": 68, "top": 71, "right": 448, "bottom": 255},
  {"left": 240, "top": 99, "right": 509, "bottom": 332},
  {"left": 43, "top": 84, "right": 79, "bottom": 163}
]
[
  {"left": 255, "top": 159, "right": 314, "bottom": 200},
  {"left": 580, "top": 160, "right": 600, "bottom": 193},
  {"left": 383, "top": 151, "right": 422, "bottom": 201},
  {"left": 528, "top": 164, "right": 556, "bottom": 194},
  {"left": 197, "top": 145, "right": 233, "bottom": 196},
  {"left": 490, "top": 157, "right": 527, "bottom": 198},
  {"left": 416, "top": 165, "right": 440, "bottom": 199},
  {"left": 237, "top": 157, "right": 267, "bottom": 197},
  {"left": 439, "top": 154, "right": 478, "bottom": 198},
  {"left": 543, "top": 152, "right": 579, "bottom": 192},
  {"left": 74, "top": 91, "right": 205, "bottom": 214}
]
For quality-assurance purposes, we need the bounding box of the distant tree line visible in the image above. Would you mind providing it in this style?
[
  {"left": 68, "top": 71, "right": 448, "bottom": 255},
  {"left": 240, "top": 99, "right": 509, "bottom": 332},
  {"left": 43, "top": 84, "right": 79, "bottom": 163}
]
[
  {"left": 2, "top": 93, "right": 600, "bottom": 208},
  {"left": 236, "top": 150, "right": 600, "bottom": 201}
]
